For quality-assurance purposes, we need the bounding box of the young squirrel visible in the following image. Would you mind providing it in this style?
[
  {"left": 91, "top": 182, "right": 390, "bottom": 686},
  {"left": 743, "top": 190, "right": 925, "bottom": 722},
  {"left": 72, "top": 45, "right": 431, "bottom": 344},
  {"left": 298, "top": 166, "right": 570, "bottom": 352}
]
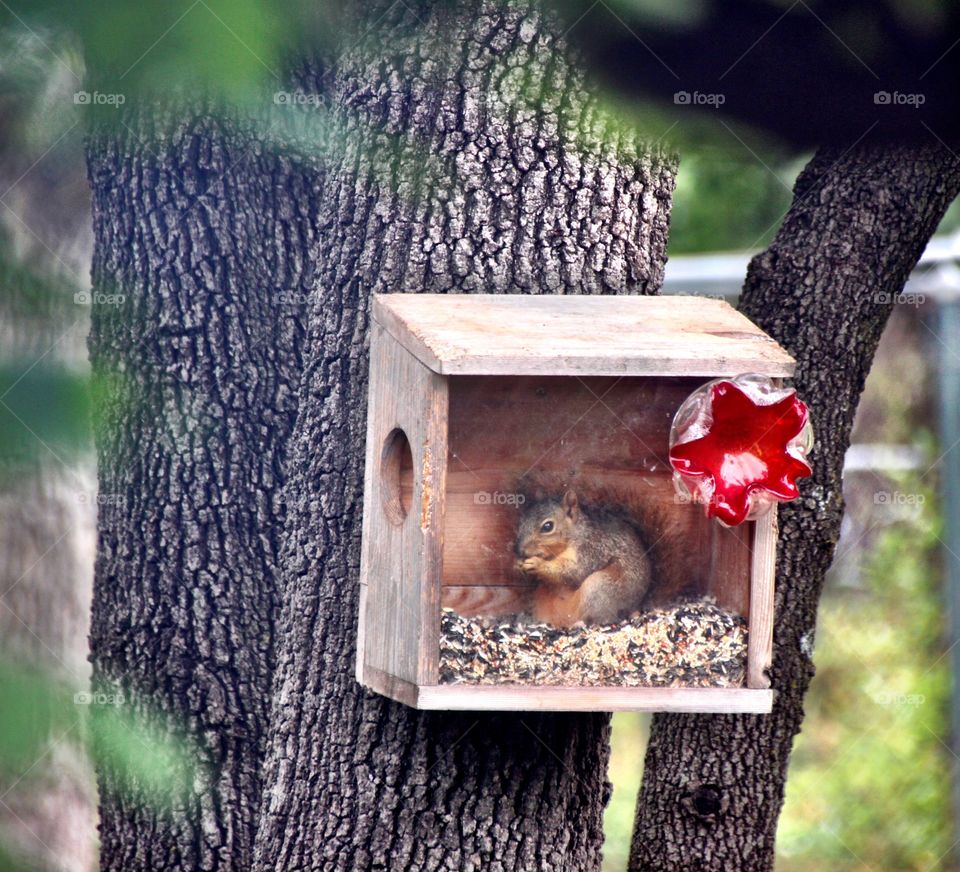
[{"left": 514, "top": 489, "right": 653, "bottom": 628}]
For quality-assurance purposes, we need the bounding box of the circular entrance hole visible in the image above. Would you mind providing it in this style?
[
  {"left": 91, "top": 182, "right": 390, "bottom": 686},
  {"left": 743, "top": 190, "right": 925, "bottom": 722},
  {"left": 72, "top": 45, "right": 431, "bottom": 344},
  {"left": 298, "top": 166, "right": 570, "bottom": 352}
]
[{"left": 381, "top": 428, "right": 413, "bottom": 526}]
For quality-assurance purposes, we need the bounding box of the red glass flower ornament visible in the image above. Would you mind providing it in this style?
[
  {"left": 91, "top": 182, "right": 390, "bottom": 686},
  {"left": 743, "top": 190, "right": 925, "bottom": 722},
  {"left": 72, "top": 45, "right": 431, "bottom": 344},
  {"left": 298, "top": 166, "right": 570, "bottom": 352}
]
[{"left": 669, "top": 374, "right": 813, "bottom": 526}]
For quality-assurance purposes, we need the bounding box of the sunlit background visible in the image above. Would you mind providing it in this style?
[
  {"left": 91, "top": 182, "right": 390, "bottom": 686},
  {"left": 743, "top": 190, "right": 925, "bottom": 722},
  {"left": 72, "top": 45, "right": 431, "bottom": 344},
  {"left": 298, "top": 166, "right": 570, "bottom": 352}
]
[{"left": 2, "top": 1, "right": 959, "bottom": 869}]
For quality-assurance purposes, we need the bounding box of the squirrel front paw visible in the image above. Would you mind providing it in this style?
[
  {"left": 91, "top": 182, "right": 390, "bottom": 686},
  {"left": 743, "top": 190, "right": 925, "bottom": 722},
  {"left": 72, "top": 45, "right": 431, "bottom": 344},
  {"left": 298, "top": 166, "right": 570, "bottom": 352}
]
[{"left": 517, "top": 556, "right": 545, "bottom": 574}]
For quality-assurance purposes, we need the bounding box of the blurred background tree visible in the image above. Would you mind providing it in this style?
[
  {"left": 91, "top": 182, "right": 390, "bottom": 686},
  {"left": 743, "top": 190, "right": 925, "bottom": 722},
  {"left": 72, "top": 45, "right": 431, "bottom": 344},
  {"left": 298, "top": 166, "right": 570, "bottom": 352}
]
[{"left": 0, "top": 23, "right": 96, "bottom": 872}]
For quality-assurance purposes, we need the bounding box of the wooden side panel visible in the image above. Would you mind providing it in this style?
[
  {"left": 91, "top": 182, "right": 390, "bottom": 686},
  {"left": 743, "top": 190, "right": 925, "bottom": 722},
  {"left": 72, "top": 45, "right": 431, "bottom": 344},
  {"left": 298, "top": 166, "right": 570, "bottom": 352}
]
[
  {"left": 747, "top": 511, "right": 778, "bottom": 689},
  {"left": 358, "top": 322, "right": 448, "bottom": 688},
  {"left": 708, "top": 519, "right": 753, "bottom": 618},
  {"left": 440, "top": 376, "right": 753, "bottom": 617}
]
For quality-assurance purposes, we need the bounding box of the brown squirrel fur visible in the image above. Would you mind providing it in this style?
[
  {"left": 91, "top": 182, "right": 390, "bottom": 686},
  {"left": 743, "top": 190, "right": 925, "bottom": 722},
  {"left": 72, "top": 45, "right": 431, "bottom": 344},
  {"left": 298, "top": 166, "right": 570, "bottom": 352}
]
[
  {"left": 515, "top": 489, "right": 653, "bottom": 627},
  {"left": 514, "top": 478, "right": 702, "bottom": 627}
]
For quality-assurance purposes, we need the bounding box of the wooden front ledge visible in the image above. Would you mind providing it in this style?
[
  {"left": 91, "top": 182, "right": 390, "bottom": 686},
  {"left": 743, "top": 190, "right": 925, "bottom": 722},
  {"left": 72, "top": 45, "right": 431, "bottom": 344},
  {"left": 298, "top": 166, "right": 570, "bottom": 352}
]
[{"left": 362, "top": 666, "right": 774, "bottom": 713}]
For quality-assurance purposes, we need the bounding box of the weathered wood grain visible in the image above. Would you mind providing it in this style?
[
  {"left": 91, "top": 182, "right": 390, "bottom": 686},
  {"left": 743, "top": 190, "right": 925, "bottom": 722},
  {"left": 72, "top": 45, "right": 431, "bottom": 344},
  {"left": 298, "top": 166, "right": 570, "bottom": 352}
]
[
  {"left": 358, "top": 322, "right": 448, "bottom": 688},
  {"left": 373, "top": 294, "right": 796, "bottom": 377},
  {"left": 747, "top": 511, "right": 777, "bottom": 689},
  {"left": 415, "top": 685, "right": 774, "bottom": 713}
]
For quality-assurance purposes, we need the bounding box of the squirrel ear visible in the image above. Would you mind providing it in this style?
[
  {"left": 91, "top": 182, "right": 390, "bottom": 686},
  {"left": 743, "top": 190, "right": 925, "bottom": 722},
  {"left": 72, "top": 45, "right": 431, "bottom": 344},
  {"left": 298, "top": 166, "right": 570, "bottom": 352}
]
[{"left": 562, "top": 489, "right": 578, "bottom": 518}]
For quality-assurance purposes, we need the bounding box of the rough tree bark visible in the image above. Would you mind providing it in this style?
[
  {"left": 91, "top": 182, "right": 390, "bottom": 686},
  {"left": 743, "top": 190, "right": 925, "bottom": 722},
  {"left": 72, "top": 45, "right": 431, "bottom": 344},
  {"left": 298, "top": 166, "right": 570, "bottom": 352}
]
[
  {"left": 629, "top": 143, "right": 960, "bottom": 871},
  {"left": 252, "top": 2, "right": 673, "bottom": 869},
  {"left": 86, "top": 107, "right": 324, "bottom": 870}
]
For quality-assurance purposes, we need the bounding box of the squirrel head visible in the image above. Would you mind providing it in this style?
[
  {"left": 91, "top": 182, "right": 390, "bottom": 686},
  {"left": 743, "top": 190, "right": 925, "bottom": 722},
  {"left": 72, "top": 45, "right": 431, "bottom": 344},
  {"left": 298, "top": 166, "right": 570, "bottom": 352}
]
[{"left": 515, "top": 489, "right": 581, "bottom": 559}]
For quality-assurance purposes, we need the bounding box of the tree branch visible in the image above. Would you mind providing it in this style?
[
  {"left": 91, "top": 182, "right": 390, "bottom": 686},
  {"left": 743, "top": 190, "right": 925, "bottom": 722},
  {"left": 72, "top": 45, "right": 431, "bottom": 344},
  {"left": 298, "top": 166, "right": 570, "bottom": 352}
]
[{"left": 630, "top": 142, "right": 960, "bottom": 872}]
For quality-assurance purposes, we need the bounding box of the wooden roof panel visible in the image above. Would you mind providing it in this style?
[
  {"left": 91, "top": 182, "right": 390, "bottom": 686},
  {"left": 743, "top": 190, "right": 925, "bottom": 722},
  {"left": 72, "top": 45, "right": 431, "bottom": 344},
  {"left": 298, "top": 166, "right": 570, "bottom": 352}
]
[{"left": 373, "top": 293, "right": 795, "bottom": 377}]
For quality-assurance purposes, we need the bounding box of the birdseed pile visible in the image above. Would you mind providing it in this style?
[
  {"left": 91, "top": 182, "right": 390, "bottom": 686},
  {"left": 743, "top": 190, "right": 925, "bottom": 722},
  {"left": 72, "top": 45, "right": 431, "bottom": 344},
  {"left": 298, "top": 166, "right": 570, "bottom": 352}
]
[{"left": 440, "top": 600, "right": 747, "bottom": 687}]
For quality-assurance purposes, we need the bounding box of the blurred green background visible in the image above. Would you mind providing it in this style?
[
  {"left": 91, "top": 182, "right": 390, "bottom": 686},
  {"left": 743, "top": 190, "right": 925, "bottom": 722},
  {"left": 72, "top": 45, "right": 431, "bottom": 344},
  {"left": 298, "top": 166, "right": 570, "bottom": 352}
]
[{"left": 2, "top": 2, "right": 959, "bottom": 870}]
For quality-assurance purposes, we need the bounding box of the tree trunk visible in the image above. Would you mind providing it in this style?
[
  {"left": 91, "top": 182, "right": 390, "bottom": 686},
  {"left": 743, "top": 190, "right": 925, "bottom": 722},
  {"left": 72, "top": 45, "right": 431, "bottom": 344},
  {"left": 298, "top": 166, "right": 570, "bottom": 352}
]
[
  {"left": 252, "top": 2, "right": 674, "bottom": 869},
  {"left": 86, "top": 108, "right": 324, "bottom": 870},
  {"left": 629, "top": 143, "right": 960, "bottom": 872}
]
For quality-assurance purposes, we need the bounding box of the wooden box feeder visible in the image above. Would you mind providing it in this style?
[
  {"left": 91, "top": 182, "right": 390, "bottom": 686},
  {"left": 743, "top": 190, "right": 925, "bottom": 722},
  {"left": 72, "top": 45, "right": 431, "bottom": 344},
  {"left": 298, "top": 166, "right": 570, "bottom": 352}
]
[{"left": 357, "top": 294, "right": 795, "bottom": 712}]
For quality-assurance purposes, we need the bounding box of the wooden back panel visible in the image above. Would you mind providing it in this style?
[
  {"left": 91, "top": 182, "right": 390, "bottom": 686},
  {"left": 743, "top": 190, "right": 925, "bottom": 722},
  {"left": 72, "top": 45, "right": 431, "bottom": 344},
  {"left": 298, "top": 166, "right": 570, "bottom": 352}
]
[{"left": 436, "top": 376, "right": 753, "bottom": 618}]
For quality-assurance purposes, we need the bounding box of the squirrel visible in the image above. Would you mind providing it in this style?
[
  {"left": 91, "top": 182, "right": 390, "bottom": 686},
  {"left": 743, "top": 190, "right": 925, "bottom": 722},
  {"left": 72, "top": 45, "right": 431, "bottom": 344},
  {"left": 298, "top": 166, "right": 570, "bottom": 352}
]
[{"left": 514, "top": 489, "right": 653, "bottom": 628}]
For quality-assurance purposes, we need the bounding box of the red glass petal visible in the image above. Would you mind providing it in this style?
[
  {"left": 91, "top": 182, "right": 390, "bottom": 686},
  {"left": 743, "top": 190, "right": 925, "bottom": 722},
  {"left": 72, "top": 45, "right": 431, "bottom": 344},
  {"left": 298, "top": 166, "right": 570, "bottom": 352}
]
[{"left": 669, "top": 380, "right": 812, "bottom": 525}]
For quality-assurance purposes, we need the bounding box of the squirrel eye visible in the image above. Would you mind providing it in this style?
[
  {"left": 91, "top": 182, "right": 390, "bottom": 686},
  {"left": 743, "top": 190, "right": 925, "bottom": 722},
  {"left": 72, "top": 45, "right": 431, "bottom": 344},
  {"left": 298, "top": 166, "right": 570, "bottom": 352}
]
[{"left": 540, "top": 520, "right": 555, "bottom": 534}]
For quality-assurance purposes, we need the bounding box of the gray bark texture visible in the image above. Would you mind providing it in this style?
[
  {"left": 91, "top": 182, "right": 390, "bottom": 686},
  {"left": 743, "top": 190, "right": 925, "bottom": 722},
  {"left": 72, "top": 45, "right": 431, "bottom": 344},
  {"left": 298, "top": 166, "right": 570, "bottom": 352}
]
[
  {"left": 86, "top": 107, "right": 325, "bottom": 870},
  {"left": 629, "top": 143, "right": 960, "bottom": 872},
  {"left": 251, "top": 2, "right": 674, "bottom": 870}
]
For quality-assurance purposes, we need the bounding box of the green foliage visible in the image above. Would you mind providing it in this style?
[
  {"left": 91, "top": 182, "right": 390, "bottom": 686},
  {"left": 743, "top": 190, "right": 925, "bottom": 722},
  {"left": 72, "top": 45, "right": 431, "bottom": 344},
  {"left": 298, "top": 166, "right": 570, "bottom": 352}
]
[
  {"left": 0, "top": 366, "right": 91, "bottom": 475},
  {"left": 602, "top": 713, "right": 649, "bottom": 871},
  {"left": 0, "top": 664, "right": 194, "bottom": 867},
  {"left": 0, "top": 667, "right": 70, "bottom": 775},
  {"left": 776, "top": 476, "right": 953, "bottom": 871},
  {"left": 88, "top": 697, "right": 196, "bottom": 811},
  {"left": 670, "top": 149, "right": 801, "bottom": 254},
  {"left": 1, "top": 0, "right": 328, "bottom": 104},
  {"left": 938, "top": 197, "right": 960, "bottom": 236}
]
